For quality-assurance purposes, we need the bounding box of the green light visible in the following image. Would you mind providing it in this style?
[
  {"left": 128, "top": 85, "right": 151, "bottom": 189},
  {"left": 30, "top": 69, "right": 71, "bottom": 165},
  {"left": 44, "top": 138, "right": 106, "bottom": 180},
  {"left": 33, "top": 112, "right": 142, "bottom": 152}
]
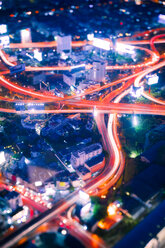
[{"left": 130, "top": 151, "right": 138, "bottom": 158}]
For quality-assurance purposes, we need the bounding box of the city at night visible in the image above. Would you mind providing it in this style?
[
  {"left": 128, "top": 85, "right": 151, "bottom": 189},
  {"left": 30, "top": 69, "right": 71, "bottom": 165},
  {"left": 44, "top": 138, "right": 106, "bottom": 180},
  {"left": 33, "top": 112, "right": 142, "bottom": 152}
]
[{"left": 0, "top": 0, "right": 165, "bottom": 247}]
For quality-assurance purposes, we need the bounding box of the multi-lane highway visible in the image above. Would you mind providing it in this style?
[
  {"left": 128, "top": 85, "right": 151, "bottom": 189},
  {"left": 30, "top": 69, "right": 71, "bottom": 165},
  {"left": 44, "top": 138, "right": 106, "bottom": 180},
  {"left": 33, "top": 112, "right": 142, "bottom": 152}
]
[{"left": 0, "top": 29, "right": 164, "bottom": 248}]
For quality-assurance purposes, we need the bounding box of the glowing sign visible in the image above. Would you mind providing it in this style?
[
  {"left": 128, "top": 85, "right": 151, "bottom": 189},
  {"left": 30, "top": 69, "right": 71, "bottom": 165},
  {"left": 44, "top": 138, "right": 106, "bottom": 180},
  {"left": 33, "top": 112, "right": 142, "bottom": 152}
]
[
  {"left": 0, "top": 24, "right": 7, "bottom": 34},
  {"left": 93, "top": 38, "right": 110, "bottom": 51},
  {"left": 146, "top": 74, "right": 159, "bottom": 85}
]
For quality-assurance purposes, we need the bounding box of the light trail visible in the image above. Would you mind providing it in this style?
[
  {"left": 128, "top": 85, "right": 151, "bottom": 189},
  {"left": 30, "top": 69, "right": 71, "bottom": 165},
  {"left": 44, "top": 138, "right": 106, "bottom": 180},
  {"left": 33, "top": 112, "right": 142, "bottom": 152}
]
[
  {"left": 0, "top": 102, "right": 165, "bottom": 115},
  {"left": 142, "top": 92, "right": 165, "bottom": 106},
  {"left": 0, "top": 29, "right": 165, "bottom": 248},
  {"left": 150, "top": 34, "right": 165, "bottom": 54},
  {"left": 134, "top": 60, "right": 165, "bottom": 87}
]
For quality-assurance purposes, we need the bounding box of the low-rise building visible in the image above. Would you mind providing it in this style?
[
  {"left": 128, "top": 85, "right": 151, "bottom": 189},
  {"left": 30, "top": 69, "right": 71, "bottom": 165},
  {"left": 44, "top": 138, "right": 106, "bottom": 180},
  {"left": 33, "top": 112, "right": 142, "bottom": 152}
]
[
  {"left": 85, "top": 153, "right": 105, "bottom": 174},
  {"left": 56, "top": 177, "right": 70, "bottom": 190},
  {"left": 70, "top": 143, "right": 102, "bottom": 168},
  {"left": 0, "top": 190, "right": 22, "bottom": 211},
  {"left": 76, "top": 166, "right": 91, "bottom": 181},
  {"left": 63, "top": 72, "right": 76, "bottom": 86},
  {"left": 57, "top": 35, "right": 72, "bottom": 54},
  {"left": 86, "top": 61, "right": 106, "bottom": 82},
  {"left": 70, "top": 173, "right": 80, "bottom": 188}
]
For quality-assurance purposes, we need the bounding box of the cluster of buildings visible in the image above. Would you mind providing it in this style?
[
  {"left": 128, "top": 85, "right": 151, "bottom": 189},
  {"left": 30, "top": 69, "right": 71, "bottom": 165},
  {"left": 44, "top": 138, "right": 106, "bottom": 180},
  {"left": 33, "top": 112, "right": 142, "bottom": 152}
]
[
  {"left": 0, "top": 114, "right": 105, "bottom": 207},
  {"left": 0, "top": 189, "right": 29, "bottom": 234}
]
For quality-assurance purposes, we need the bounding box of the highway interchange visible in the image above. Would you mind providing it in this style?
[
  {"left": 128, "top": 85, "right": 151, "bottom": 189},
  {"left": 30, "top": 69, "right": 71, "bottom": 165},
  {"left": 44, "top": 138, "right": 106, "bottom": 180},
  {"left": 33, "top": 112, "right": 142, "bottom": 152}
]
[{"left": 0, "top": 28, "right": 165, "bottom": 248}]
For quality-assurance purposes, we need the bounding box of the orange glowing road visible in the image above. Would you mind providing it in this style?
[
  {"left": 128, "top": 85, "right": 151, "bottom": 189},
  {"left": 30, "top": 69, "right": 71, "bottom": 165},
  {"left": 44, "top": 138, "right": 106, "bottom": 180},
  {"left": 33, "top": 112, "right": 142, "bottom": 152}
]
[
  {"left": 0, "top": 102, "right": 165, "bottom": 115},
  {"left": 0, "top": 30, "right": 165, "bottom": 248},
  {"left": 134, "top": 60, "right": 165, "bottom": 87},
  {"left": 4, "top": 43, "right": 160, "bottom": 71},
  {"left": 150, "top": 34, "right": 165, "bottom": 54}
]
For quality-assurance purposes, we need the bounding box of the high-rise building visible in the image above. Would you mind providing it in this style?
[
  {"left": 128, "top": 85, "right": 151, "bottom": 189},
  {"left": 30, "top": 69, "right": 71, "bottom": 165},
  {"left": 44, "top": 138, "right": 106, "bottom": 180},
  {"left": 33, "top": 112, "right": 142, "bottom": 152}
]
[
  {"left": 63, "top": 73, "right": 76, "bottom": 86},
  {"left": 87, "top": 61, "right": 106, "bottom": 82},
  {"left": 20, "top": 28, "right": 32, "bottom": 43},
  {"left": 56, "top": 35, "right": 72, "bottom": 54}
]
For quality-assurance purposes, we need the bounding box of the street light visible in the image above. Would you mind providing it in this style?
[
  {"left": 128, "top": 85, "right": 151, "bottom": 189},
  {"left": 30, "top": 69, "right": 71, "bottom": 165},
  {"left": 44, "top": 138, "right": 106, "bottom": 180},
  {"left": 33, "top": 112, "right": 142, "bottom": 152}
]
[
  {"left": 93, "top": 106, "right": 97, "bottom": 117},
  {"left": 132, "top": 115, "right": 138, "bottom": 127}
]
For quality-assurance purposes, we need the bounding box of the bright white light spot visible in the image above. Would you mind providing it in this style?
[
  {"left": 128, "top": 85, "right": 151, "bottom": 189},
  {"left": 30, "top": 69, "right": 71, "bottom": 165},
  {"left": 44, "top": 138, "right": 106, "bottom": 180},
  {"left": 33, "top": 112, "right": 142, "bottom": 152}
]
[
  {"left": 131, "top": 86, "right": 143, "bottom": 98},
  {"left": 47, "top": 203, "right": 52, "bottom": 209},
  {"left": 83, "top": 225, "right": 88, "bottom": 230},
  {"left": 0, "top": 35, "right": 10, "bottom": 47},
  {"left": 93, "top": 106, "right": 98, "bottom": 117},
  {"left": 35, "top": 181, "right": 42, "bottom": 187},
  {"left": 45, "top": 187, "right": 55, "bottom": 196},
  {"left": 130, "top": 151, "right": 138, "bottom": 158},
  {"left": 132, "top": 115, "right": 138, "bottom": 127},
  {"left": 30, "top": 108, "right": 35, "bottom": 113},
  {"left": 116, "top": 43, "right": 135, "bottom": 54},
  {"left": 107, "top": 204, "right": 117, "bottom": 216},
  {"left": 0, "top": 151, "right": 5, "bottom": 165},
  {"left": 158, "top": 14, "right": 165, "bottom": 24},
  {"left": 34, "top": 49, "right": 42, "bottom": 62},
  {"left": 21, "top": 28, "right": 32, "bottom": 43},
  {"left": 0, "top": 24, "right": 7, "bottom": 34},
  {"left": 25, "top": 158, "right": 30, "bottom": 164},
  {"left": 61, "top": 229, "right": 67, "bottom": 235},
  {"left": 87, "top": 33, "right": 94, "bottom": 41},
  {"left": 60, "top": 52, "right": 68, "bottom": 60},
  {"left": 63, "top": 219, "right": 67, "bottom": 224},
  {"left": 79, "top": 190, "right": 89, "bottom": 201},
  {"left": 147, "top": 74, "right": 159, "bottom": 85},
  {"left": 81, "top": 202, "right": 91, "bottom": 216},
  {"left": 93, "top": 38, "right": 110, "bottom": 51},
  {"left": 71, "top": 64, "right": 85, "bottom": 70}
]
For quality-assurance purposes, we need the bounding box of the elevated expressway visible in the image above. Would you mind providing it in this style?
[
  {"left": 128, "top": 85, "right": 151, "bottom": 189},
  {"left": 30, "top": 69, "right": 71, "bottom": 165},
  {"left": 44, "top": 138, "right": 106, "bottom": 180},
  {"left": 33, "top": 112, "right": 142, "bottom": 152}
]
[{"left": 0, "top": 32, "right": 165, "bottom": 248}]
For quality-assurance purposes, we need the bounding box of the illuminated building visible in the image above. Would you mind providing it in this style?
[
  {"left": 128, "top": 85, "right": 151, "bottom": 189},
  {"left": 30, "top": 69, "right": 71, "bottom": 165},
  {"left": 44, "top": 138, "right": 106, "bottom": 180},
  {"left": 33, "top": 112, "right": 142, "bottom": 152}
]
[
  {"left": 70, "top": 143, "right": 103, "bottom": 168},
  {"left": 76, "top": 166, "right": 91, "bottom": 181},
  {"left": 85, "top": 153, "right": 105, "bottom": 174},
  {"left": 57, "top": 35, "right": 72, "bottom": 54},
  {"left": 0, "top": 24, "right": 7, "bottom": 34},
  {"left": 56, "top": 177, "right": 70, "bottom": 190},
  {"left": 0, "top": 35, "right": 10, "bottom": 48},
  {"left": 92, "top": 37, "right": 110, "bottom": 51},
  {"left": 20, "top": 28, "right": 32, "bottom": 43},
  {"left": 63, "top": 72, "right": 76, "bottom": 86},
  {"left": 0, "top": 190, "right": 22, "bottom": 211},
  {"left": 86, "top": 61, "right": 106, "bottom": 82}
]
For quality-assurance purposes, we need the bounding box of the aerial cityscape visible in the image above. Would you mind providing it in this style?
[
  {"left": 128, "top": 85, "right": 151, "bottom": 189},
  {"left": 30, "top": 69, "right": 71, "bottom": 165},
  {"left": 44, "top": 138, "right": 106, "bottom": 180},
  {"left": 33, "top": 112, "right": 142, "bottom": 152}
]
[{"left": 0, "top": 0, "right": 165, "bottom": 247}]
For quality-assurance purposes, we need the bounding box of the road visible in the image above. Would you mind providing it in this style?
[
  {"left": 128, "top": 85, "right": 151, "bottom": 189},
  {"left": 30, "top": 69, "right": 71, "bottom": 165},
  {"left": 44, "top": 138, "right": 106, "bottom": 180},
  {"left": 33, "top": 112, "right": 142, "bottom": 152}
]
[{"left": 0, "top": 30, "right": 164, "bottom": 248}]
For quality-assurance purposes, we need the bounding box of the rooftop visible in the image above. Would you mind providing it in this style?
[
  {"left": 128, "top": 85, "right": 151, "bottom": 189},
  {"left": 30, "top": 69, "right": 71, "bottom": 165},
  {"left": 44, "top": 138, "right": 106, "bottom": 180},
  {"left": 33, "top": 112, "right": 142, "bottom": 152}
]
[{"left": 85, "top": 153, "right": 104, "bottom": 168}]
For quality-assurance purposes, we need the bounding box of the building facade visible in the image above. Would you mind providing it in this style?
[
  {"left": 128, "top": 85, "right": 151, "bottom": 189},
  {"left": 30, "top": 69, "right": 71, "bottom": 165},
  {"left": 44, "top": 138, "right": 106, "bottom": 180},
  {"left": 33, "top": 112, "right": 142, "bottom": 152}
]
[
  {"left": 70, "top": 143, "right": 102, "bottom": 168},
  {"left": 57, "top": 35, "right": 72, "bottom": 54}
]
